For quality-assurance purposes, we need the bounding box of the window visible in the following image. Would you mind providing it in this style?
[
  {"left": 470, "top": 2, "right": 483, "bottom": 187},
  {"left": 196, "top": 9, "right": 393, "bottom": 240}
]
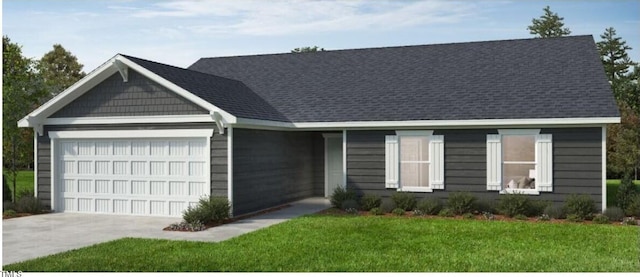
[
  {"left": 502, "top": 135, "right": 536, "bottom": 190},
  {"left": 385, "top": 131, "right": 444, "bottom": 192},
  {"left": 486, "top": 129, "right": 553, "bottom": 194}
]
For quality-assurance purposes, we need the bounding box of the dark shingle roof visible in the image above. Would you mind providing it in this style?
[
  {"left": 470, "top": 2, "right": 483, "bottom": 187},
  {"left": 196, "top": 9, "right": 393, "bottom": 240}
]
[
  {"left": 121, "top": 55, "right": 288, "bottom": 121},
  {"left": 185, "top": 35, "right": 619, "bottom": 122}
]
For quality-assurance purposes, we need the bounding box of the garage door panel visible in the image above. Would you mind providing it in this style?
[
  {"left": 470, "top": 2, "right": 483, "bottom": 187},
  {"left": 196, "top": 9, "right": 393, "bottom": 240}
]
[
  {"left": 78, "top": 180, "right": 92, "bottom": 193},
  {"left": 169, "top": 202, "right": 185, "bottom": 216},
  {"left": 96, "top": 180, "right": 110, "bottom": 193},
  {"left": 150, "top": 201, "right": 165, "bottom": 215},
  {"left": 78, "top": 198, "right": 92, "bottom": 212},
  {"left": 113, "top": 199, "right": 128, "bottom": 213},
  {"left": 57, "top": 137, "right": 210, "bottom": 217},
  {"left": 96, "top": 199, "right": 110, "bottom": 212},
  {"left": 131, "top": 200, "right": 146, "bottom": 214}
]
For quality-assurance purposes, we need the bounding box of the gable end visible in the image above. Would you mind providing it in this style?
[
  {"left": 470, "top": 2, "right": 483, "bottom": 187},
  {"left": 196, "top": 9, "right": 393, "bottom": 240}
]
[{"left": 50, "top": 70, "right": 208, "bottom": 118}]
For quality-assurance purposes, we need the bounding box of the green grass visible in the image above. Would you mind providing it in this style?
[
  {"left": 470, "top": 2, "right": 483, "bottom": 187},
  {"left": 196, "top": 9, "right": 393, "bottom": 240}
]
[
  {"left": 4, "top": 170, "right": 34, "bottom": 199},
  {"left": 606, "top": 179, "right": 640, "bottom": 208},
  {"left": 4, "top": 215, "right": 639, "bottom": 272}
]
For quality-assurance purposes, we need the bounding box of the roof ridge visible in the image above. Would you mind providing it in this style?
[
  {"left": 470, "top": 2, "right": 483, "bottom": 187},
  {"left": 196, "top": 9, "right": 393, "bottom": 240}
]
[
  {"left": 119, "top": 54, "right": 247, "bottom": 85},
  {"left": 193, "top": 35, "right": 594, "bottom": 61}
]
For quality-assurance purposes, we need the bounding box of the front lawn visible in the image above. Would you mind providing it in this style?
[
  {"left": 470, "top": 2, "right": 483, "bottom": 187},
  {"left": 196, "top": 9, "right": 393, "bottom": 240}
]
[{"left": 5, "top": 215, "right": 638, "bottom": 272}]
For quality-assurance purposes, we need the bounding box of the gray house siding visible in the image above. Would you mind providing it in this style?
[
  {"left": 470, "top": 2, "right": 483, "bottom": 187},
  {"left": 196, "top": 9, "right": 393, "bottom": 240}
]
[
  {"left": 232, "top": 129, "right": 323, "bottom": 216},
  {"left": 346, "top": 127, "right": 603, "bottom": 209},
  {"left": 50, "top": 71, "right": 208, "bottom": 118},
  {"left": 36, "top": 123, "right": 226, "bottom": 210}
]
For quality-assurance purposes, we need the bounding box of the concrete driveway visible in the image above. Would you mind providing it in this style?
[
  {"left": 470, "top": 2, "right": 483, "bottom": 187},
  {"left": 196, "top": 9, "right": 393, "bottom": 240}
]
[{"left": 2, "top": 197, "right": 329, "bottom": 265}]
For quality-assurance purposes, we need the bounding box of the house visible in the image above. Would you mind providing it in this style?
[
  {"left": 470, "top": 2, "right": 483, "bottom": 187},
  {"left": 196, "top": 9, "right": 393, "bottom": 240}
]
[{"left": 18, "top": 35, "right": 620, "bottom": 217}]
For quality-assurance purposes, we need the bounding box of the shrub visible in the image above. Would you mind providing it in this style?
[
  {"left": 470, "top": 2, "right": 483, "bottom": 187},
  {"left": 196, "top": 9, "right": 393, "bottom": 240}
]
[
  {"left": 380, "top": 198, "right": 397, "bottom": 213},
  {"left": 167, "top": 221, "right": 206, "bottom": 232},
  {"left": 4, "top": 200, "right": 15, "bottom": 212},
  {"left": 617, "top": 174, "right": 638, "bottom": 210},
  {"left": 359, "top": 194, "right": 381, "bottom": 211},
  {"left": 340, "top": 199, "right": 359, "bottom": 211},
  {"left": 447, "top": 192, "right": 476, "bottom": 215},
  {"left": 625, "top": 194, "right": 640, "bottom": 217},
  {"left": 564, "top": 194, "right": 596, "bottom": 220},
  {"left": 482, "top": 211, "right": 495, "bottom": 221},
  {"left": 182, "top": 196, "right": 230, "bottom": 225},
  {"left": 566, "top": 214, "right": 584, "bottom": 222},
  {"left": 514, "top": 214, "right": 528, "bottom": 221},
  {"left": 183, "top": 205, "right": 209, "bottom": 225},
  {"left": 345, "top": 208, "right": 359, "bottom": 215},
  {"left": 592, "top": 214, "right": 610, "bottom": 224},
  {"left": 369, "top": 207, "right": 384, "bottom": 215},
  {"left": 543, "top": 205, "right": 566, "bottom": 219},
  {"left": 415, "top": 197, "right": 441, "bottom": 215},
  {"left": 438, "top": 208, "right": 454, "bottom": 217},
  {"left": 473, "top": 199, "right": 496, "bottom": 214},
  {"left": 622, "top": 217, "right": 637, "bottom": 225},
  {"left": 15, "top": 195, "right": 43, "bottom": 214},
  {"left": 3, "top": 209, "right": 16, "bottom": 217},
  {"left": 391, "top": 208, "right": 405, "bottom": 216},
  {"left": 198, "top": 196, "right": 231, "bottom": 223},
  {"left": 330, "top": 186, "right": 357, "bottom": 209},
  {"left": 604, "top": 207, "right": 625, "bottom": 222},
  {"left": 528, "top": 200, "right": 548, "bottom": 217},
  {"left": 412, "top": 209, "right": 426, "bottom": 217},
  {"left": 537, "top": 214, "right": 551, "bottom": 221},
  {"left": 391, "top": 192, "right": 417, "bottom": 211},
  {"left": 462, "top": 213, "right": 475, "bottom": 220},
  {"left": 497, "top": 194, "right": 530, "bottom": 217}
]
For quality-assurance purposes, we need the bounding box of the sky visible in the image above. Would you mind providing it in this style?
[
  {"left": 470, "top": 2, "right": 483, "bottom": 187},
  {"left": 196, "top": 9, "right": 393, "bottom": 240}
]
[{"left": 2, "top": 0, "right": 639, "bottom": 72}]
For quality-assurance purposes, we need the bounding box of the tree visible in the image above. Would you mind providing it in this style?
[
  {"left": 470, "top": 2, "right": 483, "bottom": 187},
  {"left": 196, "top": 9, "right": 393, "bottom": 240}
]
[
  {"left": 2, "top": 36, "right": 45, "bottom": 202},
  {"left": 291, "top": 46, "right": 325, "bottom": 53},
  {"left": 38, "top": 44, "right": 85, "bottom": 101},
  {"left": 607, "top": 104, "right": 640, "bottom": 178},
  {"left": 597, "top": 27, "right": 636, "bottom": 97},
  {"left": 527, "top": 6, "right": 571, "bottom": 38}
]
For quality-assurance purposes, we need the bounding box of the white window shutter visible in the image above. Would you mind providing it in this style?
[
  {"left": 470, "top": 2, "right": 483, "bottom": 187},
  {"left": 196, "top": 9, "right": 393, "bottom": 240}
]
[
  {"left": 385, "top": 135, "right": 399, "bottom": 189},
  {"left": 429, "top": 135, "right": 445, "bottom": 190},
  {"left": 486, "top": 134, "right": 502, "bottom": 191},
  {"left": 536, "top": 134, "right": 553, "bottom": 192}
]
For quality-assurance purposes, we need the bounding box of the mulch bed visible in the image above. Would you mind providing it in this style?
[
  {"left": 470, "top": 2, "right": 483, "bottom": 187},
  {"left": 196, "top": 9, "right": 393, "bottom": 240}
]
[
  {"left": 316, "top": 208, "right": 639, "bottom": 226},
  {"left": 2, "top": 212, "right": 34, "bottom": 220},
  {"left": 163, "top": 204, "right": 292, "bottom": 232}
]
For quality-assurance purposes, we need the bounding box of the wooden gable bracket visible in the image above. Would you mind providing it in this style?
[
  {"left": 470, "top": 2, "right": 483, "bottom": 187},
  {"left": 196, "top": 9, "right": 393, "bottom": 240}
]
[
  {"left": 22, "top": 116, "right": 44, "bottom": 136},
  {"left": 211, "top": 111, "right": 225, "bottom": 135},
  {"left": 113, "top": 59, "right": 128, "bottom": 82},
  {"left": 34, "top": 124, "right": 43, "bottom": 136}
]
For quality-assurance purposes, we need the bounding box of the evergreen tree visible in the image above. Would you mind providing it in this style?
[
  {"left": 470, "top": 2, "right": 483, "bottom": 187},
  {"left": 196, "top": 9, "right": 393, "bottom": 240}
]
[
  {"left": 291, "top": 46, "right": 325, "bottom": 53},
  {"left": 597, "top": 27, "right": 635, "bottom": 93},
  {"left": 527, "top": 6, "right": 571, "bottom": 38}
]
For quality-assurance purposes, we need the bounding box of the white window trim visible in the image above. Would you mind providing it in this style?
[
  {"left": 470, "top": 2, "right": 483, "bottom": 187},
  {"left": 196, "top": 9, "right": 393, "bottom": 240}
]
[
  {"left": 395, "top": 130, "right": 438, "bottom": 193},
  {"left": 49, "top": 129, "right": 214, "bottom": 139},
  {"left": 498, "top": 129, "right": 541, "bottom": 136},
  {"left": 495, "top": 129, "right": 547, "bottom": 195}
]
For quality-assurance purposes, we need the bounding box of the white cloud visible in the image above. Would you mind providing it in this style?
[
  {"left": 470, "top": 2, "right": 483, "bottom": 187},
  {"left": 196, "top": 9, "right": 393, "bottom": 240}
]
[{"left": 125, "top": 0, "right": 479, "bottom": 36}]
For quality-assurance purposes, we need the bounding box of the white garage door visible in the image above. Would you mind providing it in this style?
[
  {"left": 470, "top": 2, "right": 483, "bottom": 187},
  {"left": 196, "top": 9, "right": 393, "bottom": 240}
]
[{"left": 56, "top": 137, "right": 210, "bottom": 217}]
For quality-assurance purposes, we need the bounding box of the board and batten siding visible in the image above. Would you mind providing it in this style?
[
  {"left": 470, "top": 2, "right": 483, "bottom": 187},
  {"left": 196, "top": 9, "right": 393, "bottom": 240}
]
[
  {"left": 50, "top": 71, "right": 207, "bottom": 118},
  {"left": 346, "top": 128, "right": 603, "bottom": 209},
  {"left": 36, "top": 123, "right": 227, "bottom": 210},
  {"left": 232, "top": 129, "right": 324, "bottom": 216}
]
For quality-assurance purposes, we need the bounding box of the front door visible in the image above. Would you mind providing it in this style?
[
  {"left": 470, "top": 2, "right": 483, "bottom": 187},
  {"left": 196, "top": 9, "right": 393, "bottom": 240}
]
[{"left": 324, "top": 135, "right": 344, "bottom": 197}]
